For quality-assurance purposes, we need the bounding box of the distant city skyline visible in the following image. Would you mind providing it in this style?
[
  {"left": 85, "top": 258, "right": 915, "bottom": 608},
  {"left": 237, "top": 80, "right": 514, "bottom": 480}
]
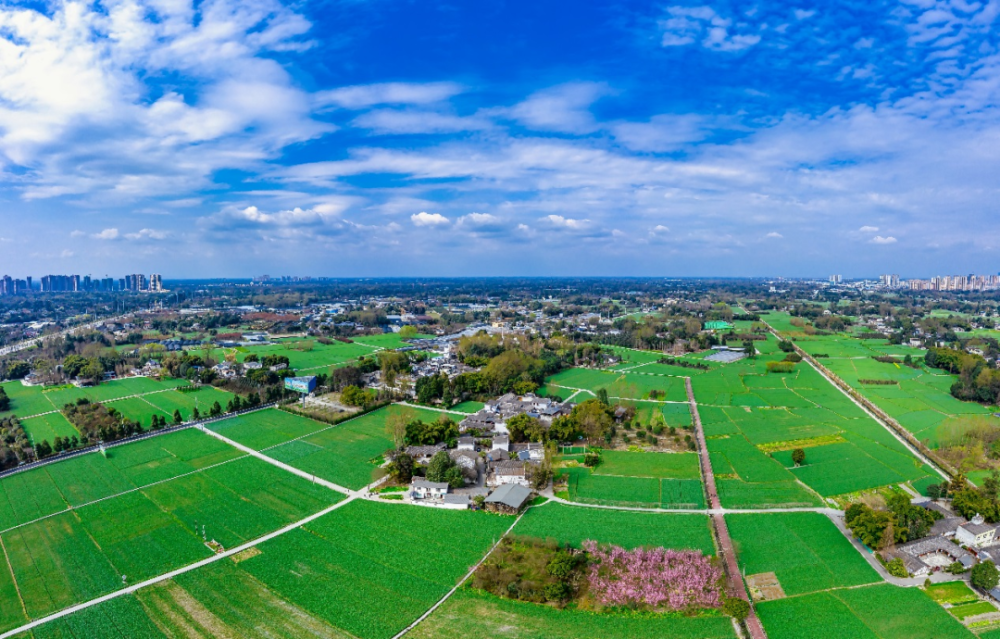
[{"left": 1, "top": 1, "right": 999, "bottom": 276}]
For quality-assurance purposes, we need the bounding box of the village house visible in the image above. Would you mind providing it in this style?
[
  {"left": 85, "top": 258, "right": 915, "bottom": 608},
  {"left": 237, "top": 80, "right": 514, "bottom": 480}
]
[
  {"left": 410, "top": 479, "right": 449, "bottom": 500},
  {"left": 456, "top": 436, "right": 477, "bottom": 451},
  {"left": 488, "top": 460, "right": 529, "bottom": 487},
  {"left": 957, "top": 515, "right": 997, "bottom": 548},
  {"left": 510, "top": 442, "right": 544, "bottom": 462},
  {"left": 405, "top": 442, "right": 448, "bottom": 464},
  {"left": 484, "top": 483, "right": 532, "bottom": 515}
]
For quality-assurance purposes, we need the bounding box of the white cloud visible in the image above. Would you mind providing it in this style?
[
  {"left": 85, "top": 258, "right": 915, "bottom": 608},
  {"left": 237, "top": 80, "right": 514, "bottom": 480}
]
[
  {"left": 659, "top": 6, "right": 762, "bottom": 51},
  {"left": 351, "top": 109, "right": 492, "bottom": 135},
  {"left": 544, "top": 214, "right": 590, "bottom": 229},
  {"left": 870, "top": 235, "right": 897, "bottom": 244},
  {"left": 859, "top": 225, "right": 880, "bottom": 232},
  {"left": 765, "top": 231, "right": 783, "bottom": 238},
  {"left": 0, "top": 0, "right": 329, "bottom": 202},
  {"left": 314, "top": 82, "right": 463, "bottom": 110},
  {"left": 650, "top": 225, "right": 671, "bottom": 235},
  {"left": 92, "top": 228, "right": 119, "bottom": 240},
  {"left": 125, "top": 228, "right": 168, "bottom": 240},
  {"left": 411, "top": 211, "right": 450, "bottom": 226},
  {"left": 508, "top": 83, "right": 609, "bottom": 133},
  {"left": 612, "top": 114, "right": 713, "bottom": 152},
  {"left": 458, "top": 212, "right": 500, "bottom": 226}
]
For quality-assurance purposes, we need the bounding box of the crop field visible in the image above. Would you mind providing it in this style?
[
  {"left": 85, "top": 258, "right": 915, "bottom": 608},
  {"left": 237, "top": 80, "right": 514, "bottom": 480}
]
[
  {"left": 0, "top": 378, "right": 192, "bottom": 421},
  {"left": 237, "top": 339, "right": 379, "bottom": 371},
  {"left": 19, "top": 412, "right": 79, "bottom": 443},
  {"left": 0, "top": 450, "right": 340, "bottom": 628},
  {"left": 0, "top": 429, "right": 245, "bottom": 531},
  {"left": 408, "top": 589, "right": 737, "bottom": 639},
  {"left": 9, "top": 500, "right": 509, "bottom": 639},
  {"left": 561, "top": 467, "right": 705, "bottom": 509},
  {"left": 694, "top": 344, "right": 937, "bottom": 499},
  {"left": 211, "top": 406, "right": 442, "bottom": 489},
  {"left": 757, "top": 584, "right": 974, "bottom": 639},
  {"left": 514, "top": 502, "right": 714, "bottom": 552},
  {"left": 726, "top": 513, "right": 879, "bottom": 596},
  {"left": 137, "top": 387, "right": 235, "bottom": 422},
  {"left": 925, "top": 581, "right": 979, "bottom": 605},
  {"left": 351, "top": 332, "right": 435, "bottom": 349},
  {"left": 545, "top": 368, "right": 688, "bottom": 401},
  {"left": 593, "top": 450, "right": 701, "bottom": 479}
]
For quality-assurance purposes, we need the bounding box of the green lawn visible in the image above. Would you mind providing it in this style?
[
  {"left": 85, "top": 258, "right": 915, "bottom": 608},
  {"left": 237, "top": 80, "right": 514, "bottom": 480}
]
[{"left": 19, "top": 412, "right": 79, "bottom": 444}]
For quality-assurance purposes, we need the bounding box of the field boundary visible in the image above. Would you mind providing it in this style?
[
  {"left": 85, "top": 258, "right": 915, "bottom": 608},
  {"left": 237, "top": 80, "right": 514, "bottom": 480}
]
[
  {"left": 393, "top": 509, "right": 526, "bottom": 638},
  {"left": 0, "top": 494, "right": 360, "bottom": 639},
  {"left": 0, "top": 404, "right": 277, "bottom": 481}
]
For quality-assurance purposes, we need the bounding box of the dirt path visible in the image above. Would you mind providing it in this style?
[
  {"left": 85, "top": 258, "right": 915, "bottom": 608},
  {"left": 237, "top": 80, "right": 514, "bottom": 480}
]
[{"left": 686, "top": 377, "right": 768, "bottom": 639}]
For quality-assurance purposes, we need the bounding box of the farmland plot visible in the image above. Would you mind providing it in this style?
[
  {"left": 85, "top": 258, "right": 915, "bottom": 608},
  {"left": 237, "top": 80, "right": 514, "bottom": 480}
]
[{"left": 514, "top": 502, "right": 715, "bottom": 552}]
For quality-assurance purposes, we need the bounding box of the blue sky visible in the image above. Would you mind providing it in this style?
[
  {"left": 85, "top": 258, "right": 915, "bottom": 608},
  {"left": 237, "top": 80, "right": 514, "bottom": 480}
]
[{"left": 0, "top": 0, "right": 998, "bottom": 278}]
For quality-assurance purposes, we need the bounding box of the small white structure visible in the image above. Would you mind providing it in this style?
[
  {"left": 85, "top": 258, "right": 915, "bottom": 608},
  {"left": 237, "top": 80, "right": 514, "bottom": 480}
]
[
  {"left": 411, "top": 479, "right": 449, "bottom": 500},
  {"left": 957, "top": 514, "right": 996, "bottom": 548},
  {"left": 492, "top": 435, "right": 510, "bottom": 452},
  {"left": 457, "top": 436, "right": 476, "bottom": 451}
]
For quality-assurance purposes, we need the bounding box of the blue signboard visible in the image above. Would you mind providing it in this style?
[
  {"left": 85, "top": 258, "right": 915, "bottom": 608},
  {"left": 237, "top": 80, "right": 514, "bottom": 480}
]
[{"left": 284, "top": 376, "right": 317, "bottom": 394}]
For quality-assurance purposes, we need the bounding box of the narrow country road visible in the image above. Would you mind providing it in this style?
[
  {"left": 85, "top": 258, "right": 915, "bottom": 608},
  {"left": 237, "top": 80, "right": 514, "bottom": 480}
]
[{"left": 687, "top": 377, "right": 769, "bottom": 639}]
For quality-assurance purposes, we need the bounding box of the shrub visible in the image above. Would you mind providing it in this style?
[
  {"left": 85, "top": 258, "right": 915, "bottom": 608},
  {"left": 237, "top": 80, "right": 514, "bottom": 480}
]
[
  {"left": 766, "top": 361, "right": 795, "bottom": 373},
  {"left": 722, "top": 596, "right": 750, "bottom": 621},
  {"left": 972, "top": 560, "right": 1000, "bottom": 591},
  {"left": 885, "top": 558, "right": 908, "bottom": 578}
]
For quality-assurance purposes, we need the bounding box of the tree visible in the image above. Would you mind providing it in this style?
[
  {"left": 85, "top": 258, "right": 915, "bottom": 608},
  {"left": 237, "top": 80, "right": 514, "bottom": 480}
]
[
  {"left": 341, "top": 385, "right": 370, "bottom": 408},
  {"left": 192, "top": 407, "right": 200, "bottom": 421},
  {"left": 596, "top": 388, "right": 609, "bottom": 406},
  {"left": 399, "top": 325, "right": 418, "bottom": 339},
  {"left": 209, "top": 401, "right": 222, "bottom": 417},
  {"left": 387, "top": 452, "right": 414, "bottom": 483},
  {"left": 507, "top": 413, "right": 544, "bottom": 443},
  {"left": 385, "top": 408, "right": 415, "bottom": 449},
  {"left": 743, "top": 340, "right": 756, "bottom": 359},
  {"left": 972, "top": 560, "right": 1000, "bottom": 591},
  {"left": 172, "top": 409, "right": 183, "bottom": 425},
  {"left": 722, "top": 597, "right": 750, "bottom": 622},
  {"left": 791, "top": 448, "right": 806, "bottom": 466},
  {"left": 426, "top": 451, "right": 464, "bottom": 488},
  {"left": 571, "top": 399, "right": 614, "bottom": 442},
  {"left": 778, "top": 340, "right": 795, "bottom": 353}
]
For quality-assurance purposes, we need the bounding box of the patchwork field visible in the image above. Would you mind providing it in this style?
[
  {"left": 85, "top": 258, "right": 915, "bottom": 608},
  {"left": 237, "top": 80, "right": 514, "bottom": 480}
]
[
  {"left": 0, "top": 429, "right": 343, "bottom": 633},
  {"left": 515, "top": 502, "right": 715, "bottom": 553},
  {"left": 11, "top": 500, "right": 510, "bottom": 639},
  {"left": 757, "top": 584, "right": 975, "bottom": 639},
  {"left": 726, "top": 513, "right": 880, "bottom": 597},
  {"left": 408, "top": 589, "right": 737, "bottom": 639},
  {"left": 0, "top": 377, "right": 194, "bottom": 422},
  {"left": 19, "top": 412, "right": 79, "bottom": 444},
  {"left": 693, "top": 339, "right": 937, "bottom": 502}
]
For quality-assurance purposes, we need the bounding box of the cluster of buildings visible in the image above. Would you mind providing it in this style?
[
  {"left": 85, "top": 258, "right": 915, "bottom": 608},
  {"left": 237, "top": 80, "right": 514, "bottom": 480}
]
[
  {"left": 883, "top": 503, "right": 1000, "bottom": 585},
  {"left": 397, "top": 392, "right": 571, "bottom": 513},
  {"left": 0, "top": 273, "right": 164, "bottom": 295},
  {"left": 907, "top": 275, "right": 1000, "bottom": 292}
]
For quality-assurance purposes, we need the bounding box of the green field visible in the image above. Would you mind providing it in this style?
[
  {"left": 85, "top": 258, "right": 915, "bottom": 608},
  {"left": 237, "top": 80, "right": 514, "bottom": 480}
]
[
  {"left": 925, "top": 581, "right": 979, "bottom": 605},
  {"left": 450, "top": 400, "right": 485, "bottom": 413},
  {"left": 727, "top": 513, "right": 880, "bottom": 597},
  {"left": 0, "top": 450, "right": 340, "bottom": 630},
  {"left": 236, "top": 339, "right": 381, "bottom": 372},
  {"left": 560, "top": 467, "right": 705, "bottom": 509},
  {"left": 408, "top": 589, "right": 736, "bottom": 639},
  {"left": 515, "top": 502, "right": 715, "bottom": 553},
  {"left": 0, "top": 377, "right": 193, "bottom": 421},
  {"left": 19, "top": 412, "right": 79, "bottom": 443},
  {"left": 757, "top": 584, "right": 975, "bottom": 639},
  {"left": 209, "top": 406, "right": 443, "bottom": 490},
  {"left": 593, "top": 450, "right": 701, "bottom": 479},
  {"left": 136, "top": 387, "right": 236, "bottom": 422},
  {"left": 546, "top": 368, "right": 688, "bottom": 402}
]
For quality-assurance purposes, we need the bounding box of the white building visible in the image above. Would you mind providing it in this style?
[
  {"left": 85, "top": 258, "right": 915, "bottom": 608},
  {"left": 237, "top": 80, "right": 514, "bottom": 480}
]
[{"left": 956, "top": 515, "right": 996, "bottom": 548}]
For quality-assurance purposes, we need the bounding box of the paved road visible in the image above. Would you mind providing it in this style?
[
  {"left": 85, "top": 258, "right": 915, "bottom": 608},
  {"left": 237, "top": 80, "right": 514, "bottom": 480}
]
[{"left": 687, "top": 377, "right": 769, "bottom": 639}]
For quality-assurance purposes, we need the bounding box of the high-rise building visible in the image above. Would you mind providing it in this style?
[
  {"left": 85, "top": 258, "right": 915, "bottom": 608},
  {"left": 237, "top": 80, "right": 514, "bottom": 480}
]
[
  {"left": 149, "top": 274, "right": 162, "bottom": 292},
  {"left": 829, "top": 275, "right": 842, "bottom": 284}
]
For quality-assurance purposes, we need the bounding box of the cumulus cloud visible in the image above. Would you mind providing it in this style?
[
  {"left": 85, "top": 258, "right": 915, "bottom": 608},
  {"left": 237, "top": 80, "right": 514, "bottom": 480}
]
[
  {"left": 125, "top": 228, "right": 168, "bottom": 240},
  {"left": 411, "top": 211, "right": 450, "bottom": 226},
  {"left": 870, "top": 236, "right": 897, "bottom": 244},
  {"left": 543, "top": 214, "right": 590, "bottom": 229},
  {"left": 765, "top": 231, "right": 783, "bottom": 238},
  {"left": 859, "top": 226, "right": 880, "bottom": 232},
  {"left": 649, "top": 225, "right": 671, "bottom": 235},
  {"left": 92, "top": 228, "right": 120, "bottom": 240}
]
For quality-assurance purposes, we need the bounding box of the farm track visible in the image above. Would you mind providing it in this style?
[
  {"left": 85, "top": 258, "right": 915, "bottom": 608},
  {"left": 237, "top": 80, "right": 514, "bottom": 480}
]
[{"left": 687, "top": 377, "right": 768, "bottom": 639}]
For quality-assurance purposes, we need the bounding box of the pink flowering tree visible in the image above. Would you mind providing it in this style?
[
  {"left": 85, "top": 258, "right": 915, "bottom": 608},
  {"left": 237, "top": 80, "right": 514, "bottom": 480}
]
[{"left": 582, "top": 541, "right": 723, "bottom": 610}]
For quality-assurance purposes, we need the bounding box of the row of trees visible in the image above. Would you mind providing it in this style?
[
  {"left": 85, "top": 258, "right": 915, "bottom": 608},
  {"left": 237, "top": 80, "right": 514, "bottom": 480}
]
[
  {"left": 0, "top": 416, "right": 31, "bottom": 470},
  {"left": 845, "top": 494, "right": 942, "bottom": 550}
]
